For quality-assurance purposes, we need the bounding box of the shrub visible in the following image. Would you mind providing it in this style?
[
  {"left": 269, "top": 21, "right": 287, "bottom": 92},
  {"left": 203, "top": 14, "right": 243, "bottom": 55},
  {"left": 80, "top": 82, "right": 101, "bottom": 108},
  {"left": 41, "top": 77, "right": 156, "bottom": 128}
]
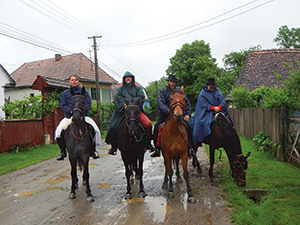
[{"left": 253, "top": 132, "right": 277, "bottom": 156}]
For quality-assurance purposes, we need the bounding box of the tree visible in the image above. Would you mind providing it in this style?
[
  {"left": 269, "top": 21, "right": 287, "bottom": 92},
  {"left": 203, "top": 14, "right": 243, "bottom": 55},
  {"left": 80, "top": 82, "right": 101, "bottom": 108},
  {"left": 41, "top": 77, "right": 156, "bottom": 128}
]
[
  {"left": 274, "top": 25, "right": 300, "bottom": 48},
  {"left": 166, "top": 40, "right": 220, "bottom": 109},
  {"left": 145, "top": 76, "right": 167, "bottom": 118}
]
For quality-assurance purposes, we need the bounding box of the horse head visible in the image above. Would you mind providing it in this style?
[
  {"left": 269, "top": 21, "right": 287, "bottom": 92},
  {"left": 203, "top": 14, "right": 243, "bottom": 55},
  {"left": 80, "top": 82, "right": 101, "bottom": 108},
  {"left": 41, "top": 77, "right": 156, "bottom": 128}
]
[
  {"left": 70, "top": 86, "right": 86, "bottom": 123},
  {"left": 125, "top": 97, "right": 141, "bottom": 138},
  {"left": 170, "top": 86, "right": 185, "bottom": 122},
  {"left": 231, "top": 152, "right": 250, "bottom": 187}
]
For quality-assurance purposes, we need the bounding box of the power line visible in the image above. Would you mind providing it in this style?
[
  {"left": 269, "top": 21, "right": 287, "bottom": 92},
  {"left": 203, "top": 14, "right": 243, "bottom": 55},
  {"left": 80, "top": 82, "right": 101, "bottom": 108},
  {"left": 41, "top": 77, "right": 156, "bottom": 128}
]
[{"left": 113, "top": 0, "right": 274, "bottom": 47}]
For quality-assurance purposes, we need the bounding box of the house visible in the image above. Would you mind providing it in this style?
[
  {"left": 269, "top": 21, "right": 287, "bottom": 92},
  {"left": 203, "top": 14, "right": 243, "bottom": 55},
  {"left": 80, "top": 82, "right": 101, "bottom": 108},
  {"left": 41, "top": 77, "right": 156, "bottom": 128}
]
[
  {"left": 0, "top": 64, "right": 15, "bottom": 119},
  {"left": 234, "top": 48, "right": 300, "bottom": 91},
  {"left": 6, "top": 53, "right": 118, "bottom": 103},
  {"left": 111, "top": 82, "right": 150, "bottom": 109}
]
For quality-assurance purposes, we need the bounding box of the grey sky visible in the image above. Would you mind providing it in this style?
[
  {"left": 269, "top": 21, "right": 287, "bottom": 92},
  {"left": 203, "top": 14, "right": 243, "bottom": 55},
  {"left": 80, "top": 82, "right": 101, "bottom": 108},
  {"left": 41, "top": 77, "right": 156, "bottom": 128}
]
[{"left": 0, "top": 0, "right": 299, "bottom": 86}]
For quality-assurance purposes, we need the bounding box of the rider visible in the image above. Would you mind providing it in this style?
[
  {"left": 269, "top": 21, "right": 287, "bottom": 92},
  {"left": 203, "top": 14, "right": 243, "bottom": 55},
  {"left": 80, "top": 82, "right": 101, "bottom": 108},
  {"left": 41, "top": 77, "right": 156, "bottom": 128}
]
[
  {"left": 55, "top": 75, "right": 100, "bottom": 160},
  {"left": 151, "top": 74, "right": 192, "bottom": 157},
  {"left": 192, "top": 78, "right": 233, "bottom": 145},
  {"left": 105, "top": 71, "right": 155, "bottom": 155}
]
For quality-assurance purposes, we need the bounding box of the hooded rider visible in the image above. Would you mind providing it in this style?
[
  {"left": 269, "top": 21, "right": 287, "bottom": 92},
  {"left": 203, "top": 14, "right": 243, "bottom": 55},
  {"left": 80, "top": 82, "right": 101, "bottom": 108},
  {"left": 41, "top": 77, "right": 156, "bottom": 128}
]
[{"left": 105, "top": 71, "right": 155, "bottom": 155}]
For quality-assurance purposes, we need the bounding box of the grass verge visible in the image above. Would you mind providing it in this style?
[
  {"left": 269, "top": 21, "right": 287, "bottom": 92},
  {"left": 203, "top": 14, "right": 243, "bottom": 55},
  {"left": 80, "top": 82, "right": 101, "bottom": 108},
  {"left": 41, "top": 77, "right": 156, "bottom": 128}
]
[
  {"left": 0, "top": 144, "right": 60, "bottom": 176},
  {"left": 216, "top": 136, "right": 300, "bottom": 225}
]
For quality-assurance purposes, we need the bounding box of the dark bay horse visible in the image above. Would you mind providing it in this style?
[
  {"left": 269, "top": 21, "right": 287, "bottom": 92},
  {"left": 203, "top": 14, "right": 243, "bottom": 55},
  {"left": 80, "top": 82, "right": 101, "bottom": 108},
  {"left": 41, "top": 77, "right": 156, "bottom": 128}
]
[
  {"left": 160, "top": 86, "right": 195, "bottom": 203},
  {"left": 62, "top": 86, "right": 95, "bottom": 202},
  {"left": 193, "top": 112, "right": 250, "bottom": 187},
  {"left": 118, "top": 97, "right": 147, "bottom": 200}
]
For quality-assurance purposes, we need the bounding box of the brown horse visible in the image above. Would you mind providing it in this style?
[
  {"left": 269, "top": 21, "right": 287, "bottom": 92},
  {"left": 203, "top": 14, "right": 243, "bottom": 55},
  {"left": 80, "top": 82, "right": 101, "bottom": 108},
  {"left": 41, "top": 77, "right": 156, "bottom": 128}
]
[
  {"left": 160, "top": 86, "right": 195, "bottom": 203},
  {"left": 193, "top": 112, "right": 250, "bottom": 186}
]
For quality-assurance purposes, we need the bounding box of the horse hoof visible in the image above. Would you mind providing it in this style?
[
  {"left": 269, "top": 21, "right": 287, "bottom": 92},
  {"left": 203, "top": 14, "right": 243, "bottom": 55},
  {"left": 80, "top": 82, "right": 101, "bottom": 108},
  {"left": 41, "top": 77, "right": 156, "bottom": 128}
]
[
  {"left": 82, "top": 180, "right": 87, "bottom": 186},
  {"left": 138, "top": 191, "right": 147, "bottom": 198},
  {"left": 210, "top": 177, "right": 217, "bottom": 182},
  {"left": 168, "top": 192, "right": 175, "bottom": 198},
  {"left": 125, "top": 193, "right": 132, "bottom": 200},
  {"left": 87, "top": 196, "right": 95, "bottom": 202},
  {"left": 197, "top": 168, "right": 202, "bottom": 174},
  {"left": 188, "top": 196, "right": 196, "bottom": 204},
  {"left": 69, "top": 193, "right": 76, "bottom": 199},
  {"left": 162, "top": 183, "right": 168, "bottom": 189}
]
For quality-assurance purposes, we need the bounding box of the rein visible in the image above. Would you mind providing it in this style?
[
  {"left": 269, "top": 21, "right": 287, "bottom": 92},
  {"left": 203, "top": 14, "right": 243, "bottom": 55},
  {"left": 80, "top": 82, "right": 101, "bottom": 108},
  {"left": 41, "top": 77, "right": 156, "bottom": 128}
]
[
  {"left": 229, "top": 154, "right": 247, "bottom": 182},
  {"left": 71, "top": 123, "right": 88, "bottom": 141}
]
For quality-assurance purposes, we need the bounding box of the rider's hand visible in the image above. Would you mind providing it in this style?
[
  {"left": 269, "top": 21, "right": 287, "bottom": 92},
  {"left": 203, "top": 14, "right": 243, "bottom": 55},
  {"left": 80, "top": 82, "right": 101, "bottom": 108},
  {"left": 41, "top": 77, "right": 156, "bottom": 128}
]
[
  {"left": 184, "top": 115, "right": 190, "bottom": 121},
  {"left": 214, "top": 107, "right": 221, "bottom": 112},
  {"left": 124, "top": 104, "right": 127, "bottom": 108}
]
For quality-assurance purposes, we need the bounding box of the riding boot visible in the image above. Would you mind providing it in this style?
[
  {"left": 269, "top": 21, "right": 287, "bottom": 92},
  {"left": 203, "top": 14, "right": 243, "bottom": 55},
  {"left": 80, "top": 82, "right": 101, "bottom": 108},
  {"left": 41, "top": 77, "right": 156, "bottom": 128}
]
[
  {"left": 90, "top": 142, "right": 100, "bottom": 159},
  {"left": 108, "top": 143, "right": 117, "bottom": 155},
  {"left": 145, "top": 126, "right": 155, "bottom": 152},
  {"left": 56, "top": 137, "right": 67, "bottom": 161},
  {"left": 151, "top": 148, "right": 160, "bottom": 157}
]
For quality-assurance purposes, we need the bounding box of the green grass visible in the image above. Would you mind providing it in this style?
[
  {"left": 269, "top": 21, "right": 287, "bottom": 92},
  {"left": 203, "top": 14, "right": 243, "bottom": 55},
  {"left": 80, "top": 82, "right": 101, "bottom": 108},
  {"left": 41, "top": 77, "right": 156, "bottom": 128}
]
[
  {"left": 0, "top": 144, "right": 60, "bottom": 176},
  {"left": 215, "top": 136, "right": 300, "bottom": 225}
]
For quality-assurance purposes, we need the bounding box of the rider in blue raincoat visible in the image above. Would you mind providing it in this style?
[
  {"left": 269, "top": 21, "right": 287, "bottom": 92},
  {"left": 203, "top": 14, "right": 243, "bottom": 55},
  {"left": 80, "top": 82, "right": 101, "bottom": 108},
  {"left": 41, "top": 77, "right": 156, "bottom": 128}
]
[{"left": 192, "top": 78, "right": 233, "bottom": 145}]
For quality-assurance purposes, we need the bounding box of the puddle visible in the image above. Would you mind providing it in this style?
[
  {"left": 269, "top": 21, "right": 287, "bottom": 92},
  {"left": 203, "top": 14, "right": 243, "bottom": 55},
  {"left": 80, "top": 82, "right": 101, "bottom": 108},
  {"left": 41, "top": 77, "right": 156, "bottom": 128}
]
[
  {"left": 39, "top": 175, "right": 70, "bottom": 185},
  {"left": 97, "top": 183, "right": 113, "bottom": 188},
  {"left": 145, "top": 196, "right": 167, "bottom": 223}
]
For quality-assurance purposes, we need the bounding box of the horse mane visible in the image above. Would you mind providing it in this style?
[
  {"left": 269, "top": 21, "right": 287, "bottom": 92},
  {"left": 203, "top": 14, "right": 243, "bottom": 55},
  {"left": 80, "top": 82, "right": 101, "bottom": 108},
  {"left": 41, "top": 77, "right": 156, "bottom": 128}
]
[{"left": 215, "top": 113, "right": 241, "bottom": 152}]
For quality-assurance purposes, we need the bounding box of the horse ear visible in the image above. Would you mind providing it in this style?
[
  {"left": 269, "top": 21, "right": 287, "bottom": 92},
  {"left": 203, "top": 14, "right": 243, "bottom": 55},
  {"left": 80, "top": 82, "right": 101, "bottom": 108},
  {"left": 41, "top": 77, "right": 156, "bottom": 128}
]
[
  {"left": 245, "top": 152, "right": 251, "bottom": 159},
  {"left": 81, "top": 86, "right": 86, "bottom": 96},
  {"left": 181, "top": 86, "right": 184, "bottom": 93}
]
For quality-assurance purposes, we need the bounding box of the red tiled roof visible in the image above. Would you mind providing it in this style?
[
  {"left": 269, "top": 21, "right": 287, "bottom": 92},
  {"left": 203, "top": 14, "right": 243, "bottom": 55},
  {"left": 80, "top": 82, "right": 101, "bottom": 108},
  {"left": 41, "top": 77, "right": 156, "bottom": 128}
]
[
  {"left": 235, "top": 49, "right": 300, "bottom": 91},
  {"left": 10, "top": 53, "right": 117, "bottom": 86}
]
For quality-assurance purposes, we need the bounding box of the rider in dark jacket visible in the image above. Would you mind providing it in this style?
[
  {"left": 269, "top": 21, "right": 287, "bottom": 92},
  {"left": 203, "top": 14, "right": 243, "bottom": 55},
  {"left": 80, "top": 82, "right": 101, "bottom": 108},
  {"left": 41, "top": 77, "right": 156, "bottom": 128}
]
[{"left": 151, "top": 74, "right": 192, "bottom": 157}]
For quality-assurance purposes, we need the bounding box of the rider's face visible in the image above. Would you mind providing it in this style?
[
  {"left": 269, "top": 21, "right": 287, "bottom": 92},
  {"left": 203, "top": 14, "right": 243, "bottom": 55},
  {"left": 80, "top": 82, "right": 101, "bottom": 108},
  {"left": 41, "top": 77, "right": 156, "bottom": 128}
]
[
  {"left": 69, "top": 76, "right": 79, "bottom": 87},
  {"left": 124, "top": 76, "right": 133, "bottom": 85},
  {"left": 167, "top": 81, "right": 176, "bottom": 88},
  {"left": 207, "top": 84, "right": 215, "bottom": 91}
]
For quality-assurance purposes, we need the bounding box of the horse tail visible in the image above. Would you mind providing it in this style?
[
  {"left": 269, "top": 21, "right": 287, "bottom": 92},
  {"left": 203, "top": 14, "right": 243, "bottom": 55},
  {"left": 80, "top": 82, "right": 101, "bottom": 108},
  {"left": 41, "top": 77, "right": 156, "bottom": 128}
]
[{"left": 78, "top": 158, "right": 83, "bottom": 171}]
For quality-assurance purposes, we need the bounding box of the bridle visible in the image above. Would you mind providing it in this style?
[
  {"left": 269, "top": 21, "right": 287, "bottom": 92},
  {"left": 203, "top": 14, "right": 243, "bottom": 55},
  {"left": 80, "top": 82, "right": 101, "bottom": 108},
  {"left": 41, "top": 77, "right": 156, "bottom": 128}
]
[
  {"left": 71, "top": 95, "right": 88, "bottom": 141},
  {"left": 229, "top": 154, "right": 247, "bottom": 183},
  {"left": 170, "top": 90, "right": 185, "bottom": 116},
  {"left": 125, "top": 105, "right": 145, "bottom": 143}
]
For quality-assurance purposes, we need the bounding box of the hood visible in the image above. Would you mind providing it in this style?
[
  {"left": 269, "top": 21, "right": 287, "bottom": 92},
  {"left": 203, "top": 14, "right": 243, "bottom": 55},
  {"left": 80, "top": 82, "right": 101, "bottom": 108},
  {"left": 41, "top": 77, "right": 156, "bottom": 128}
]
[{"left": 122, "top": 71, "right": 135, "bottom": 86}]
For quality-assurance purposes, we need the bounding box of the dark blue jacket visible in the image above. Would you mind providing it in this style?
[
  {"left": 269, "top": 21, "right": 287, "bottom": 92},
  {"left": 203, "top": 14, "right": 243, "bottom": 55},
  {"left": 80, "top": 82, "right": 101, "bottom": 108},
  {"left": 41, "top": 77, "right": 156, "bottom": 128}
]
[
  {"left": 60, "top": 85, "right": 92, "bottom": 119},
  {"left": 157, "top": 85, "right": 191, "bottom": 116}
]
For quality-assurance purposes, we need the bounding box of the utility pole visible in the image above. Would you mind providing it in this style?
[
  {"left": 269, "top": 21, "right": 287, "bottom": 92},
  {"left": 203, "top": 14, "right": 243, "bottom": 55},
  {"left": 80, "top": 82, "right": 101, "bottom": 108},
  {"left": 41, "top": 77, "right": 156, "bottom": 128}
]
[{"left": 88, "top": 35, "right": 102, "bottom": 127}]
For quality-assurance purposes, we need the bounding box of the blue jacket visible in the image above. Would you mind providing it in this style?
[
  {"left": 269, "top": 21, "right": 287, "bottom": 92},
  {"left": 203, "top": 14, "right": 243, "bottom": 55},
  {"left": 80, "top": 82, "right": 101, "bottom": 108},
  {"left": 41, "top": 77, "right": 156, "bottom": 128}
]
[
  {"left": 192, "top": 87, "right": 232, "bottom": 144},
  {"left": 60, "top": 85, "right": 92, "bottom": 119},
  {"left": 157, "top": 85, "right": 191, "bottom": 116}
]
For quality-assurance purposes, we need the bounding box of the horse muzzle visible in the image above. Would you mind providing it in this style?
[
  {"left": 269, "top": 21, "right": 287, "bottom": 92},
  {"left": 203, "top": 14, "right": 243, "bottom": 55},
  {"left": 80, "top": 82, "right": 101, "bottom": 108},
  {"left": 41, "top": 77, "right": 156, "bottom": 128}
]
[{"left": 173, "top": 114, "right": 183, "bottom": 122}]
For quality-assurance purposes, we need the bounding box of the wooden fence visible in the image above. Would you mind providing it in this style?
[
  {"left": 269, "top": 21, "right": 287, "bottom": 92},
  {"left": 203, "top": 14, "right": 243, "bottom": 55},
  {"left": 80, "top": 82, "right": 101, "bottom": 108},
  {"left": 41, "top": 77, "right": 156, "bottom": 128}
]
[
  {"left": 228, "top": 108, "right": 282, "bottom": 145},
  {"left": 0, "top": 119, "right": 44, "bottom": 153}
]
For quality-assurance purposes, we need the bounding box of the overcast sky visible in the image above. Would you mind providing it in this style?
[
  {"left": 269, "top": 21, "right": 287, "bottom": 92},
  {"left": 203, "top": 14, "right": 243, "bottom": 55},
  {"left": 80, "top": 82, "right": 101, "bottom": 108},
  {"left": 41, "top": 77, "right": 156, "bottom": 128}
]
[{"left": 0, "top": 0, "right": 299, "bottom": 87}]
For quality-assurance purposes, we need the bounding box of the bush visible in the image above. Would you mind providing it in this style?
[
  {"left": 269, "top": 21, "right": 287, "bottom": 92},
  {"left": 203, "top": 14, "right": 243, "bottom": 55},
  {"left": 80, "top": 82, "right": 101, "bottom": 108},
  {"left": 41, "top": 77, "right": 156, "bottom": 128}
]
[{"left": 253, "top": 132, "right": 277, "bottom": 156}]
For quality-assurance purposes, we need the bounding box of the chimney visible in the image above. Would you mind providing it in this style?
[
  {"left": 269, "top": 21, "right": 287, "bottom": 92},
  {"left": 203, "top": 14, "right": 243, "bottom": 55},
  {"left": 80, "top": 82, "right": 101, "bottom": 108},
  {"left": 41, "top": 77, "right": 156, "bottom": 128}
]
[{"left": 55, "top": 54, "right": 62, "bottom": 61}]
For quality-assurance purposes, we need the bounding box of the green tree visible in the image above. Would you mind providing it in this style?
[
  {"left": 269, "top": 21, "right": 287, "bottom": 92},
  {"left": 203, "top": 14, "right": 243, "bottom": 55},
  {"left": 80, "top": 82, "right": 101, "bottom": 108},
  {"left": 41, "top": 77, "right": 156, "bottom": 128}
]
[
  {"left": 145, "top": 76, "right": 167, "bottom": 118},
  {"left": 274, "top": 25, "right": 300, "bottom": 48},
  {"left": 166, "top": 40, "right": 220, "bottom": 109}
]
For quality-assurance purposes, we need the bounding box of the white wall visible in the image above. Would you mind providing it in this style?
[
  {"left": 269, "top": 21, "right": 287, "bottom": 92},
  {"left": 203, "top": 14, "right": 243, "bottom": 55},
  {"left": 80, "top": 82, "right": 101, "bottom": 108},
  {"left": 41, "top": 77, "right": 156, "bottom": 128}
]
[
  {"left": 0, "top": 68, "right": 12, "bottom": 119},
  {"left": 5, "top": 88, "right": 41, "bottom": 102}
]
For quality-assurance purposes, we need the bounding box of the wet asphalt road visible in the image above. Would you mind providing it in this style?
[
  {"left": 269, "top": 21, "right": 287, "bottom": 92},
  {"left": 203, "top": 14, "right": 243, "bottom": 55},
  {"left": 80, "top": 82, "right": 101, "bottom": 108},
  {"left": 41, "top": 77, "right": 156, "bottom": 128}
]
[{"left": 0, "top": 141, "right": 233, "bottom": 225}]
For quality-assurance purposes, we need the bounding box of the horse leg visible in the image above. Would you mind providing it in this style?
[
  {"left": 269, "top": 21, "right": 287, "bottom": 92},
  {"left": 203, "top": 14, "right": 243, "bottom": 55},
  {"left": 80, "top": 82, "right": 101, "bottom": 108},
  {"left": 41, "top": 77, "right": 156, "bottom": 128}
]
[
  {"left": 164, "top": 156, "right": 174, "bottom": 198},
  {"left": 181, "top": 154, "right": 195, "bottom": 203},
  {"left": 209, "top": 146, "right": 216, "bottom": 182},
  {"left": 137, "top": 156, "right": 146, "bottom": 198},
  {"left": 175, "top": 158, "right": 181, "bottom": 180},
  {"left": 124, "top": 163, "right": 133, "bottom": 200},
  {"left": 162, "top": 168, "right": 168, "bottom": 189},
  {"left": 192, "top": 145, "right": 202, "bottom": 174},
  {"left": 69, "top": 158, "right": 77, "bottom": 199},
  {"left": 82, "top": 157, "right": 94, "bottom": 202}
]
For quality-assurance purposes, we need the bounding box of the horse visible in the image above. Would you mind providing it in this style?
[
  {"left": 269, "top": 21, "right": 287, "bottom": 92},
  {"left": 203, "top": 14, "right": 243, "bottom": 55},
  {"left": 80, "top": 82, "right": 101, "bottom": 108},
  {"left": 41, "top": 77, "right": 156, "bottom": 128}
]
[
  {"left": 117, "top": 97, "right": 147, "bottom": 200},
  {"left": 193, "top": 112, "right": 250, "bottom": 187},
  {"left": 160, "top": 86, "right": 195, "bottom": 203},
  {"left": 62, "top": 86, "right": 95, "bottom": 202}
]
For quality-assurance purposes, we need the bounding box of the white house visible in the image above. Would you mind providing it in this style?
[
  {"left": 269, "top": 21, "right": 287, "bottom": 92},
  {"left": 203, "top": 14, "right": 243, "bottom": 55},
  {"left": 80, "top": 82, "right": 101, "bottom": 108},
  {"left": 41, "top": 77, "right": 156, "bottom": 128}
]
[{"left": 0, "top": 64, "right": 15, "bottom": 119}]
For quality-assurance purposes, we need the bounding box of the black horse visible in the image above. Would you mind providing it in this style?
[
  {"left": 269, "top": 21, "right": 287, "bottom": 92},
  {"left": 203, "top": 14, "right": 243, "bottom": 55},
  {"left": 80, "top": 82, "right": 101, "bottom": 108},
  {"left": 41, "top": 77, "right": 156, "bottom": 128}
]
[
  {"left": 62, "top": 86, "right": 95, "bottom": 202},
  {"left": 193, "top": 112, "right": 250, "bottom": 187},
  {"left": 118, "top": 97, "right": 147, "bottom": 200}
]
